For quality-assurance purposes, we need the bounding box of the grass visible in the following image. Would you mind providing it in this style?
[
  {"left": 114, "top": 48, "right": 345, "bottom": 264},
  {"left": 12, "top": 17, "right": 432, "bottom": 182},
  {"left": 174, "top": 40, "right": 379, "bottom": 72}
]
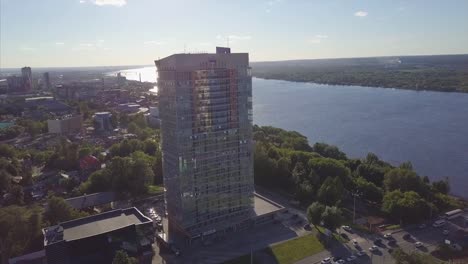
[
  {"left": 223, "top": 254, "right": 261, "bottom": 264},
  {"left": 147, "top": 185, "right": 164, "bottom": 195},
  {"left": 269, "top": 234, "right": 324, "bottom": 264},
  {"left": 315, "top": 226, "right": 349, "bottom": 243},
  {"left": 385, "top": 224, "right": 401, "bottom": 230}
]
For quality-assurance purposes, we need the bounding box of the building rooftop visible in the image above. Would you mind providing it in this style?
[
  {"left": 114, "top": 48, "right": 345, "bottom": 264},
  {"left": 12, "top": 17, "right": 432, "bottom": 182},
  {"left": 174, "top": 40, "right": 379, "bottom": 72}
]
[
  {"left": 43, "top": 207, "right": 151, "bottom": 246},
  {"left": 65, "top": 191, "right": 115, "bottom": 210},
  {"left": 253, "top": 193, "right": 284, "bottom": 216}
]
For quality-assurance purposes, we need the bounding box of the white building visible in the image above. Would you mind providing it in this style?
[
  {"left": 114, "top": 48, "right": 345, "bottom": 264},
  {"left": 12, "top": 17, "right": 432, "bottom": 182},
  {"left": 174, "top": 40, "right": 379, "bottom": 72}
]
[{"left": 47, "top": 115, "right": 83, "bottom": 134}]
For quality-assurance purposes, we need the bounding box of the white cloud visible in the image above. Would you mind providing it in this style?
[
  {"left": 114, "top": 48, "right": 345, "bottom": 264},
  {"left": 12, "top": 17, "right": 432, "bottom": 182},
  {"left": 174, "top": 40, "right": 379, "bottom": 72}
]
[
  {"left": 144, "top": 40, "right": 166, "bottom": 46},
  {"left": 80, "top": 43, "right": 94, "bottom": 47},
  {"left": 90, "top": 0, "right": 127, "bottom": 7},
  {"left": 19, "top": 46, "right": 36, "bottom": 51},
  {"left": 197, "top": 42, "right": 212, "bottom": 46},
  {"left": 217, "top": 35, "right": 252, "bottom": 41},
  {"left": 354, "top": 11, "right": 368, "bottom": 17},
  {"left": 79, "top": 0, "right": 85, "bottom": 3},
  {"left": 307, "top": 35, "right": 329, "bottom": 44},
  {"left": 55, "top": 42, "right": 65, "bottom": 45}
]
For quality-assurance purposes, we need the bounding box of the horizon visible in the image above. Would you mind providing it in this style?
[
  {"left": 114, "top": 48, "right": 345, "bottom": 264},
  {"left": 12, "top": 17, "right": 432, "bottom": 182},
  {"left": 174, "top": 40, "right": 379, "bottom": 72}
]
[
  {"left": 1, "top": 0, "right": 468, "bottom": 68},
  {"left": 1, "top": 53, "right": 467, "bottom": 71}
]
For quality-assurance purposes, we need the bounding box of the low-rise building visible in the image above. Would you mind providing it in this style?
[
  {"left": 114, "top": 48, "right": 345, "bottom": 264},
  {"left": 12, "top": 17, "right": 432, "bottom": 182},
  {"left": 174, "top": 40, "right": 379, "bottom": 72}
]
[
  {"left": 42, "top": 207, "right": 154, "bottom": 264},
  {"left": 47, "top": 115, "right": 83, "bottom": 134}
]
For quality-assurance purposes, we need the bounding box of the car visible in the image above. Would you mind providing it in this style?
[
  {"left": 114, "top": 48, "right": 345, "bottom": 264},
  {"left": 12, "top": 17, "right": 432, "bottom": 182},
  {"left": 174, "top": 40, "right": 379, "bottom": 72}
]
[
  {"left": 346, "top": 255, "right": 357, "bottom": 261},
  {"left": 443, "top": 229, "right": 450, "bottom": 235},
  {"left": 374, "top": 238, "right": 382, "bottom": 244},
  {"left": 369, "top": 245, "right": 379, "bottom": 252},
  {"left": 342, "top": 225, "right": 352, "bottom": 232},
  {"left": 303, "top": 224, "right": 311, "bottom": 230},
  {"left": 403, "top": 233, "right": 412, "bottom": 240},
  {"left": 384, "top": 233, "right": 392, "bottom": 239},
  {"left": 433, "top": 220, "right": 446, "bottom": 228},
  {"left": 415, "top": 241, "right": 423, "bottom": 248},
  {"left": 357, "top": 250, "right": 366, "bottom": 256},
  {"left": 321, "top": 257, "right": 332, "bottom": 263},
  {"left": 352, "top": 239, "right": 358, "bottom": 246},
  {"left": 418, "top": 224, "right": 427, "bottom": 229},
  {"left": 340, "top": 233, "right": 349, "bottom": 240},
  {"left": 335, "top": 260, "right": 346, "bottom": 264}
]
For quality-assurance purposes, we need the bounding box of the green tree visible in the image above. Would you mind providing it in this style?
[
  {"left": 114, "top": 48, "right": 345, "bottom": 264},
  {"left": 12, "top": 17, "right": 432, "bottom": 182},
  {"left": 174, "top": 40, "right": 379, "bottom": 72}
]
[
  {"left": 0, "top": 206, "right": 42, "bottom": 263},
  {"left": 6, "top": 185, "right": 24, "bottom": 205},
  {"left": 354, "top": 177, "right": 383, "bottom": 203},
  {"left": 317, "top": 177, "right": 344, "bottom": 206},
  {"left": 112, "top": 250, "right": 137, "bottom": 264},
  {"left": 0, "top": 170, "right": 11, "bottom": 193},
  {"left": 312, "top": 142, "right": 347, "bottom": 160},
  {"left": 45, "top": 196, "right": 88, "bottom": 225},
  {"left": 321, "top": 206, "right": 343, "bottom": 232},
  {"left": 307, "top": 202, "right": 325, "bottom": 226}
]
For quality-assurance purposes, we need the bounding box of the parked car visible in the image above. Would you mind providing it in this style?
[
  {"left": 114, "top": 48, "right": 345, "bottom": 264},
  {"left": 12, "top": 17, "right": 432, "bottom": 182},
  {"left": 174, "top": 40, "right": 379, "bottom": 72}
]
[
  {"left": 374, "top": 238, "right": 382, "bottom": 244},
  {"left": 383, "top": 233, "right": 392, "bottom": 239},
  {"left": 341, "top": 225, "right": 352, "bottom": 232},
  {"left": 369, "top": 245, "right": 379, "bottom": 252},
  {"left": 433, "top": 220, "right": 446, "bottom": 228},
  {"left": 415, "top": 241, "right": 423, "bottom": 248},
  {"left": 321, "top": 257, "right": 332, "bottom": 263},
  {"left": 443, "top": 229, "right": 450, "bottom": 235},
  {"left": 335, "top": 260, "right": 345, "bottom": 264},
  {"left": 346, "top": 255, "right": 357, "bottom": 262},
  {"left": 352, "top": 239, "right": 358, "bottom": 247},
  {"left": 357, "top": 250, "right": 366, "bottom": 256},
  {"left": 418, "top": 224, "right": 427, "bottom": 229}
]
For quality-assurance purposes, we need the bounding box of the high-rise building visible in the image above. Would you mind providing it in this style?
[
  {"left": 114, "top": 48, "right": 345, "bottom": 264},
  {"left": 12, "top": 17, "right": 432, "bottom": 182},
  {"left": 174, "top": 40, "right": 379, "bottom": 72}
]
[
  {"left": 155, "top": 47, "right": 254, "bottom": 241},
  {"left": 43, "top": 72, "right": 51, "bottom": 90},
  {"left": 21, "top": 66, "right": 32, "bottom": 91}
]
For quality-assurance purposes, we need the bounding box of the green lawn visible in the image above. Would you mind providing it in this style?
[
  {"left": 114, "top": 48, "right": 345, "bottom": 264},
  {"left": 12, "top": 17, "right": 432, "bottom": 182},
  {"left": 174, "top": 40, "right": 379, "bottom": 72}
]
[
  {"left": 147, "top": 185, "right": 164, "bottom": 195},
  {"left": 269, "top": 234, "right": 324, "bottom": 264}
]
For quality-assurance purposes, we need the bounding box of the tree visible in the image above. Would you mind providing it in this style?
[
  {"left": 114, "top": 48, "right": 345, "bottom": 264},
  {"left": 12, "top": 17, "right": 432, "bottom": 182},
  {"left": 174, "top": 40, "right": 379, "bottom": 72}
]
[
  {"left": 45, "top": 196, "right": 88, "bottom": 225},
  {"left": 0, "top": 169, "right": 11, "bottom": 193},
  {"left": 317, "top": 177, "right": 344, "bottom": 206},
  {"left": 321, "top": 206, "right": 343, "bottom": 232},
  {"left": 6, "top": 185, "right": 24, "bottom": 205},
  {"left": 113, "top": 250, "right": 137, "bottom": 264},
  {"left": 307, "top": 202, "right": 325, "bottom": 226},
  {"left": 383, "top": 168, "right": 425, "bottom": 193},
  {"left": 0, "top": 206, "right": 42, "bottom": 263},
  {"left": 432, "top": 178, "right": 450, "bottom": 194},
  {"left": 356, "top": 163, "right": 385, "bottom": 187},
  {"left": 354, "top": 177, "right": 383, "bottom": 203},
  {"left": 312, "top": 142, "right": 347, "bottom": 160},
  {"left": 308, "top": 158, "right": 351, "bottom": 185},
  {"left": 382, "top": 190, "right": 429, "bottom": 224}
]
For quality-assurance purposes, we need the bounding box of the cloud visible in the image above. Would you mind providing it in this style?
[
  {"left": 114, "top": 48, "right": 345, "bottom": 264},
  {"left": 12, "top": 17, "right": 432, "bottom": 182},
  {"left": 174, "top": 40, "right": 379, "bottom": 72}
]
[
  {"left": 55, "top": 42, "right": 65, "bottom": 45},
  {"left": 197, "top": 42, "right": 212, "bottom": 46},
  {"left": 307, "top": 35, "right": 329, "bottom": 44},
  {"left": 217, "top": 35, "right": 252, "bottom": 41},
  {"left": 19, "top": 46, "right": 36, "bottom": 51},
  {"left": 144, "top": 40, "right": 166, "bottom": 46},
  {"left": 80, "top": 43, "right": 94, "bottom": 47},
  {"left": 354, "top": 11, "right": 368, "bottom": 17},
  {"left": 82, "top": 0, "right": 127, "bottom": 7}
]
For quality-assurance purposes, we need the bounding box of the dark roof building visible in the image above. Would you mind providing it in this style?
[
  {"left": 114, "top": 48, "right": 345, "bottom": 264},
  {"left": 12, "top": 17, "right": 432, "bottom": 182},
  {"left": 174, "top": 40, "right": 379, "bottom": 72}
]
[
  {"left": 42, "top": 207, "right": 154, "bottom": 264},
  {"left": 65, "top": 192, "right": 115, "bottom": 210}
]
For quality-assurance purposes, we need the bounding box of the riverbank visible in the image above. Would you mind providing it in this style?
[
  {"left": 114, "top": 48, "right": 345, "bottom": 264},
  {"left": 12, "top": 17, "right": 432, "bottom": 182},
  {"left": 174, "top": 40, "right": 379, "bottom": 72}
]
[{"left": 251, "top": 54, "right": 468, "bottom": 93}]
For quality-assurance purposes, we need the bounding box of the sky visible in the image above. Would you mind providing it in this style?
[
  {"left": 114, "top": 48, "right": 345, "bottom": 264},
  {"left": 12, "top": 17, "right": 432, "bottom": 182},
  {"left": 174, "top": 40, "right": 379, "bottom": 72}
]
[{"left": 1, "top": 0, "right": 468, "bottom": 68}]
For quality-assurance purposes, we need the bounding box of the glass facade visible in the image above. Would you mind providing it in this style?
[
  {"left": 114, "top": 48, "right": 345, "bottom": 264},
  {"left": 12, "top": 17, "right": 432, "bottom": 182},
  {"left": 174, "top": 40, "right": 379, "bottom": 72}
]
[{"left": 157, "top": 53, "right": 254, "bottom": 238}]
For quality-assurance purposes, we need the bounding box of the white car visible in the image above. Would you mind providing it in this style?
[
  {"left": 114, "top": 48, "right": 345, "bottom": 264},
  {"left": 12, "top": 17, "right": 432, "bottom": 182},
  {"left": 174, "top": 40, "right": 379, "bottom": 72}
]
[
  {"left": 369, "top": 245, "right": 379, "bottom": 252},
  {"left": 321, "top": 257, "right": 332, "bottom": 263},
  {"left": 443, "top": 229, "right": 450, "bottom": 235},
  {"left": 415, "top": 241, "right": 423, "bottom": 248},
  {"left": 346, "top": 255, "right": 357, "bottom": 261},
  {"left": 357, "top": 250, "right": 366, "bottom": 256},
  {"left": 352, "top": 239, "right": 358, "bottom": 246},
  {"left": 383, "top": 233, "right": 392, "bottom": 239},
  {"left": 342, "top": 225, "right": 352, "bottom": 232},
  {"left": 335, "top": 260, "right": 346, "bottom": 264}
]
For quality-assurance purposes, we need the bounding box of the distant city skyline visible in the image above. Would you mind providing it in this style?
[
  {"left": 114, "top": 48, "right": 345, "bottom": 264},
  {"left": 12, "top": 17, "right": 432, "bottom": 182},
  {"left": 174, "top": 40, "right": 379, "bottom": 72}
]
[{"left": 1, "top": 0, "right": 468, "bottom": 68}]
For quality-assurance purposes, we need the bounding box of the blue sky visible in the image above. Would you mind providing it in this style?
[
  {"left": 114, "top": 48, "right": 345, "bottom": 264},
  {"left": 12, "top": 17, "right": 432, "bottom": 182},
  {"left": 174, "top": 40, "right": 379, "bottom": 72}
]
[{"left": 1, "top": 0, "right": 467, "bottom": 67}]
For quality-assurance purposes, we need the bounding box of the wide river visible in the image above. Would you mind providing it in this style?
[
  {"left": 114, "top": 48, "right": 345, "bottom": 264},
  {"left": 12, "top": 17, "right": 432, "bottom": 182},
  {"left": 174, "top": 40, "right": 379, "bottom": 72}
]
[{"left": 122, "top": 67, "right": 468, "bottom": 198}]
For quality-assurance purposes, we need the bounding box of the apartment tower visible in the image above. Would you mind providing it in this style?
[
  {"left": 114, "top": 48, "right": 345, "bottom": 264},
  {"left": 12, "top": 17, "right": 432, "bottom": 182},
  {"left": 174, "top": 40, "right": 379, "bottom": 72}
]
[{"left": 155, "top": 47, "right": 254, "bottom": 241}]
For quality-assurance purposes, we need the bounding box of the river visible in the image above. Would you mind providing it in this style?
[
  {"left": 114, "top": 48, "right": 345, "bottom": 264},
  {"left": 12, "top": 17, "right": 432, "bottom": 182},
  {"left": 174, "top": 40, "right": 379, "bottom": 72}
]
[{"left": 122, "top": 67, "right": 468, "bottom": 198}]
